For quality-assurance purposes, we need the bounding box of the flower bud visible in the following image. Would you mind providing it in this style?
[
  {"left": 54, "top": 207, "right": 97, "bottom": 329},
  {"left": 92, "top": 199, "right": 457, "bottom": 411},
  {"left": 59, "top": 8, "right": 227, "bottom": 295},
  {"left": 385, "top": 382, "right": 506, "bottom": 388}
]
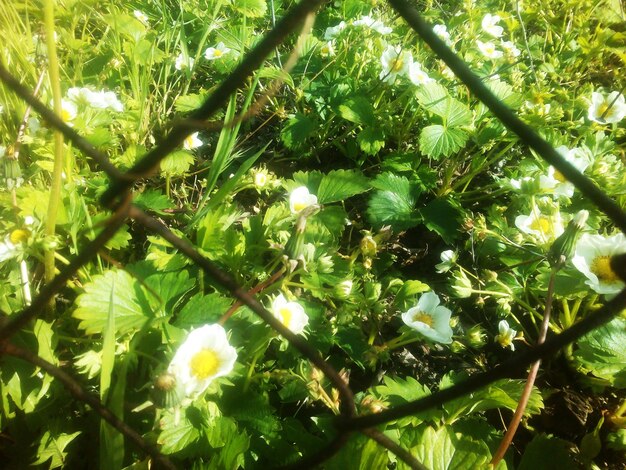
[
  {"left": 360, "top": 234, "right": 377, "bottom": 257},
  {"left": 548, "top": 209, "right": 588, "bottom": 267},
  {"left": 335, "top": 280, "right": 353, "bottom": 299}
]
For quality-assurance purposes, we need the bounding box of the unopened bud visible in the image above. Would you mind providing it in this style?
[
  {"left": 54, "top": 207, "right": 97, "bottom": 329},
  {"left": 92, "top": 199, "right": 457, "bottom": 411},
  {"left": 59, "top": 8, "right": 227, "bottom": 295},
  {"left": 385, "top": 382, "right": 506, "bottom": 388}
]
[
  {"left": 360, "top": 234, "right": 377, "bottom": 257},
  {"left": 548, "top": 209, "right": 588, "bottom": 267}
]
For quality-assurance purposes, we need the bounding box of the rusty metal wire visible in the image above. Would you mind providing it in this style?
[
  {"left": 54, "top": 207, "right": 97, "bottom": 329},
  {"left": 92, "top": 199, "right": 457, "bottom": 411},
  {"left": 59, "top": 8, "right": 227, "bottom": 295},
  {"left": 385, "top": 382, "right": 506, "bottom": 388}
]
[{"left": 1, "top": 0, "right": 626, "bottom": 468}]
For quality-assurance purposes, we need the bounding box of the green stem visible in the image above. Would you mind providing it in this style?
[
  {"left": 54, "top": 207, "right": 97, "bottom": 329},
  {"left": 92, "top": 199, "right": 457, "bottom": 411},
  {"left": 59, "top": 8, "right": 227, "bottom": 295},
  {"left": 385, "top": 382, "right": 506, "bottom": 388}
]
[
  {"left": 243, "top": 347, "right": 265, "bottom": 393},
  {"left": 43, "top": 0, "right": 65, "bottom": 285}
]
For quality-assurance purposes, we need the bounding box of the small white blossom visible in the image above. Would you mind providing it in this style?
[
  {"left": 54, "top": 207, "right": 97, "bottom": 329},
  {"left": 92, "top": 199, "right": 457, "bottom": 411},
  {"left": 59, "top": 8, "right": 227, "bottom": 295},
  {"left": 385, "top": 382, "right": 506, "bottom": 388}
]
[
  {"left": 289, "top": 186, "right": 318, "bottom": 214},
  {"left": 408, "top": 61, "right": 434, "bottom": 86},
  {"left": 204, "top": 42, "right": 231, "bottom": 60},
  {"left": 323, "top": 21, "right": 346, "bottom": 40},
  {"left": 271, "top": 294, "right": 309, "bottom": 335},
  {"left": 133, "top": 10, "right": 148, "bottom": 25},
  {"left": 379, "top": 45, "right": 412, "bottom": 84},
  {"left": 501, "top": 40, "right": 520, "bottom": 58},
  {"left": 587, "top": 91, "right": 626, "bottom": 124},
  {"left": 572, "top": 233, "right": 626, "bottom": 294},
  {"left": 436, "top": 250, "right": 457, "bottom": 273},
  {"left": 67, "top": 87, "right": 123, "bottom": 112},
  {"left": 167, "top": 324, "right": 237, "bottom": 397},
  {"left": 353, "top": 15, "right": 392, "bottom": 35},
  {"left": 495, "top": 320, "right": 516, "bottom": 350},
  {"left": 515, "top": 208, "right": 564, "bottom": 244},
  {"left": 539, "top": 146, "right": 591, "bottom": 198},
  {"left": 401, "top": 291, "right": 453, "bottom": 344},
  {"left": 481, "top": 14, "right": 504, "bottom": 38},
  {"left": 476, "top": 40, "right": 503, "bottom": 59},
  {"left": 433, "top": 24, "right": 452, "bottom": 45},
  {"left": 335, "top": 280, "right": 353, "bottom": 299},
  {"left": 253, "top": 169, "right": 269, "bottom": 188},
  {"left": 175, "top": 53, "right": 195, "bottom": 71},
  {"left": 60, "top": 99, "right": 77, "bottom": 124},
  {"left": 320, "top": 41, "right": 335, "bottom": 58},
  {"left": 183, "top": 132, "right": 203, "bottom": 150}
]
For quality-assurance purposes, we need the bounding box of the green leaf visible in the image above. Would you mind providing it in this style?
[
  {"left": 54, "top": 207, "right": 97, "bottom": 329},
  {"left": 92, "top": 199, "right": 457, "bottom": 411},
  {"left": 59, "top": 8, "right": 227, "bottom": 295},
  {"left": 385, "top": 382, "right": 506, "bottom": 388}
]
[
  {"left": 158, "top": 407, "right": 203, "bottom": 454},
  {"left": 144, "top": 270, "right": 194, "bottom": 313},
  {"left": 281, "top": 113, "right": 315, "bottom": 149},
  {"left": 574, "top": 317, "right": 626, "bottom": 388},
  {"left": 161, "top": 150, "right": 194, "bottom": 176},
  {"left": 33, "top": 430, "right": 81, "bottom": 469},
  {"left": 419, "top": 125, "right": 468, "bottom": 159},
  {"left": 367, "top": 174, "right": 421, "bottom": 231},
  {"left": 73, "top": 269, "right": 152, "bottom": 335},
  {"left": 486, "top": 79, "right": 523, "bottom": 109},
  {"left": 231, "top": 0, "right": 267, "bottom": 17},
  {"left": 134, "top": 189, "right": 174, "bottom": 215},
  {"left": 415, "top": 82, "right": 449, "bottom": 113},
  {"left": 518, "top": 434, "right": 578, "bottom": 470},
  {"left": 357, "top": 127, "right": 386, "bottom": 156},
  {"left": 174, "top": 93, "right": 207, "bottom": 113},
  {"left": 375, "top": 376, "right": 431, "bottom": 403},
  {"left": 174, "top": 293, "right": 231, "bottom": 329},
  {"left": 414, "top": 426, "right": 491, "bottom": 470},
  {"left": 317, "top": 169, "right": 369, "bottom": 204},
  {"left": 327, "top": 434, "right": 389, "bottom": 470},
  {"left": 338, "top": 96, "right": 376, "bottom": 126},
  {"left": 289, "top": 170, "right": 324, "bottom": 194},
  {"left": 419, "top": 197, "right": 463, "bottom": 244}
]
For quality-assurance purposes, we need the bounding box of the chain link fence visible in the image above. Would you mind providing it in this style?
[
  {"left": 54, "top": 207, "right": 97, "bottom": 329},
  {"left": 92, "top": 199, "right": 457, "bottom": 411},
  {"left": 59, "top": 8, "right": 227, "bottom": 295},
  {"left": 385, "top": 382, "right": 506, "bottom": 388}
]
[{"left": 1, "top": 0, "right": 625, "bottom": 468}]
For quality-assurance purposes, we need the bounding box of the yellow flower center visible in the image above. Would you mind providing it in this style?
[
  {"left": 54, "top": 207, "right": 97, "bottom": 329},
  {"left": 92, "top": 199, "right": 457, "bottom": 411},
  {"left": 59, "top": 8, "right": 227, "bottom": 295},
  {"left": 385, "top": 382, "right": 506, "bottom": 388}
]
[
  {"left": 529, "top": 216, "right": 551, "bottom": 234},
  {"left": 279, "top": 307, "right": 293, "bottom": 327},
  {"left": 189, "top": 349, "right": 220, "bottom": 380},
  {"left": 391, "top": 57, "right": 404, "bottom": 72},
  {"left": 293, "top": 201, "right": 307, "bottom": 213},
  {"left": 597, "top": 102, "right": 610, "bottom": 119},
  {"left": 412, "top": 311, "right": 433, "bottom": 327},
  {"left": 590, "top": 255, "right": 619, "bottom": 284},
  {"left": 213, "top": 49, "right": 223, "bottom": 58},
  {"left": 61, "top": 108, "right": 73, "bottom": 122},
  {"left": 185, "top": 135, "right": 194, "bottom": 148},
  {"left": 10, "top": 229, "right": 30, "bottom": 244},
  {"left": 485, "top": 45, "right": 495, "bottom": 54},
  {"left": 554, "top": 169, "right": 567, "bottom": 183},
  {"left": 497, "top": 335, "right": 513, "bottom": 348}
]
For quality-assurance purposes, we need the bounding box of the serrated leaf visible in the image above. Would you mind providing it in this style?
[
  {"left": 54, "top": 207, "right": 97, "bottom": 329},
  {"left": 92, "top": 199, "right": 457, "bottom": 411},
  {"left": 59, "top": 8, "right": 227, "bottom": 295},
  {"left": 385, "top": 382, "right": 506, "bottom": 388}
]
[
  {"left": 415, "top": 82, "right": 449, "bottom": 112},
  {"left": 357, "top": 127, "right": 386, "bottom": 155},
  {"left": 33, "top": 430, "right": 81, "bottom": 469},
  {"left": 574, "top": 317, "right": 626, "bottom": 388},
  {"left": 174, "top": 93, "right": 206, "bottom": 113},
  {"left": 281, "top": 113, "right": 315, "bottom": 149},
  {"left": 317, "top": 169, "right": 369, "bottom": 203},
  {"left": 161, "top": 150, "right": 194, "bottom": 176},
  {"left": 232, "top": 0, "right": 267, "bottom": 17},
  {"left": 485, "top": 79, "right": 522, "bottom": 109},
  {"left": 174, "top": 293, "right": 231, "bottom": 329},
  {"left": 74, "top": 270, "right": 152, "bottom": 335},
  {"left": 158, "top": 407, "right": 202, "bottom": 454},
  {"left": 518, "top": 434, "right": 578, "bottom": 470},
  {"left": 143, "top": 271, "right": 194, "bottom": 312},
  {"left": 257, "top": 66, "right": 294, "bottom": 89},
  {"left": 338, "top": 96, "right": 376, "bottom": 126},
  {"left": 375, "top": 376, "right": 431, "bottom": 403},
  {"left": 327, "top": 434, "right": 389, "bottom": 470},
  {"left": 134, "top": 189, "right": 174, "bottom": 215},
  {"left": 419, "top": 197, "right": 463, "bottom": 244},
  {"left": 440, "top": 98, "right": 473, "bottom": 127},
  {"left": 367, "top": 174, "right": 421, "bottom": 231},
  {"left": 414, "top": 427, "right": 491, "bottom": 470},
  {"left": 419, "top": 125, "right": 468, "bottom": 159},
  {"left": 289, "top": 170, "right": 324, "bottom": 194}
]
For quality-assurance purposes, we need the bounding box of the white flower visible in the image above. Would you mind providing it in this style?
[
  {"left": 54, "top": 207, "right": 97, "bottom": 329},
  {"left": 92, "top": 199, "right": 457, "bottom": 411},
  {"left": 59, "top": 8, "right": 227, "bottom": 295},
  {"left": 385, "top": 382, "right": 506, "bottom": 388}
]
[
  {"left": 133, "top": 10, "right": 148, "bottom": 25},
  {"left": 435, "top": 250, "right": 457, "bottom": 273},
  {"left": 539, "top": 146, "right": 590, "bottom": 198},
  {"left": 353, "top": 15, "right": 392, "bottom": 35},
  {"left": 175, "top": 53, "right": 195, "bottom": 71},
  {"left": 0, "top": 239, "right": 17, "bottom": 262},
  {"left": 572, "top": 233, "right": 626, "bottom": 294},
  {"left": 501, "top": 40, "right": 520, "bottom": 58},
  {"left": 587, "top": 91, "right": 626, "bottom": 124},
  {"left": 323, "top": 21, "right": 346, "bottom": 40},
  {"left": 271, "top": 293, "right": 309, "bottom": 335},
  {"left": 408, "top": 61, "right": 433, "bottom": 86},
  {"left": 335, "top": 280, "right": 353, "bottom": 299},
  {"left": 60, "top": 99, "right": 77, "bottom": 124},
  {"left": 476, "top": 40, "right": 503, "bottom": 59},
  {"left": 481, "top": 14, "right": 504, "bottom": 38},
  {"left": 167, "top": 324, "right": 237, "bottom": 397},
  {"left": 401, "top": 291, "right": 453, "bottom": 344},
  {"left": 433, "top": 24, "right": 452, "bottom": 45},
  {"left": 320, "top": 41, "right": 335, "bottom": 58},
  {"left": 204, "top": 42, "right": 231, "bottom": 60},
  {"left": 67, "top": 87, "right": 123, "bottom": 112},
  {"left": 289, "top": 186, "right": 318, "bottom": 214},
  {"left": 379, "top": 45, "right": 412, "bottom": 83},
  {"left": 495, "top": 320, "right": 516, "bottom": 350},
  {"left": 515, "top": 208, "right": 564, "bottom": 244},
  {"left": 253, "top": 170, "right": 268, "bottom": 188},
  {"left": 183, "top": 132, "right": 203, "bottom": 150}
]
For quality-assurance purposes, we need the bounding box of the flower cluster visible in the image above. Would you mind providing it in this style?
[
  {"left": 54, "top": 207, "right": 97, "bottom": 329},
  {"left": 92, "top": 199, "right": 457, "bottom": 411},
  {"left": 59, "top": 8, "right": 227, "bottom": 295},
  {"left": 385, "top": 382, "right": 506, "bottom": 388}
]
[
  {"left": 379, "top": 45, "right": 433, "bottom": 86},
  {"left": 476, "top": 14, "right": 520, "bottom": 60}
]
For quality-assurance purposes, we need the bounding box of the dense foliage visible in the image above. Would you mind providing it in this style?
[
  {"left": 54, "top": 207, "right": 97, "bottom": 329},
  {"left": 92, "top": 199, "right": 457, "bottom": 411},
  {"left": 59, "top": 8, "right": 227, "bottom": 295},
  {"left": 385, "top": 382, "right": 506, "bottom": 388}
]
[{"left": 1, "top": 0, "right": 626, "bottom": 468}]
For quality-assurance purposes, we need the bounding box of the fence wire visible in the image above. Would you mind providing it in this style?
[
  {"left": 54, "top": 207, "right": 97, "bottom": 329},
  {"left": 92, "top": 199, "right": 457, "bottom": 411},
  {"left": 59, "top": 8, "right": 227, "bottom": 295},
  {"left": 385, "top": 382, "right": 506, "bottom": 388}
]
[{"left": 1, "top": 0, "right": 626, "bottom": 468}]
